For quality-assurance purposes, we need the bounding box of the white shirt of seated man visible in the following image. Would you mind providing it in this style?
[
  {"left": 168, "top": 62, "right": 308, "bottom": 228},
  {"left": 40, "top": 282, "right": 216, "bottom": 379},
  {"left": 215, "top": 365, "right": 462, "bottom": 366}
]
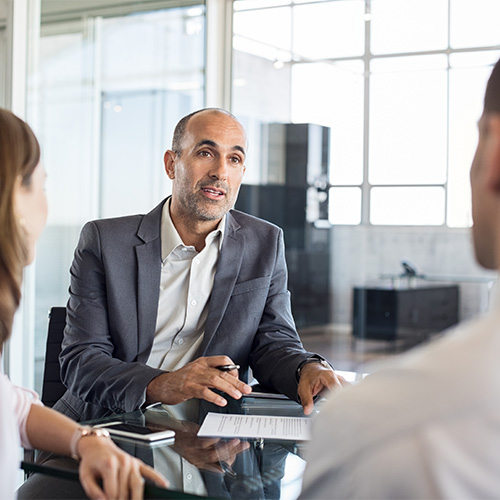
[{"left": 146, "top": 198, "right": 224, "bottom": 418}]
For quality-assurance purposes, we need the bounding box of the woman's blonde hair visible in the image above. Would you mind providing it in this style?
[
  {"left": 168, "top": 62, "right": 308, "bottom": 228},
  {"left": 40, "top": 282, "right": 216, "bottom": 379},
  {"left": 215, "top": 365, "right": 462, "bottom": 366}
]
[{"left": 0, "top": 108, "right": 40, "bottom": 348}]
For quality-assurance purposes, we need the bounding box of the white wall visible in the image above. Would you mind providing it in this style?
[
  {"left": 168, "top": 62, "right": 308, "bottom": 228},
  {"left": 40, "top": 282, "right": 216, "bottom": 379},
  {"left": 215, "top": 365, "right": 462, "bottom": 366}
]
[{"left": 329, "top": 224, "right": 497, "bottom": 328}]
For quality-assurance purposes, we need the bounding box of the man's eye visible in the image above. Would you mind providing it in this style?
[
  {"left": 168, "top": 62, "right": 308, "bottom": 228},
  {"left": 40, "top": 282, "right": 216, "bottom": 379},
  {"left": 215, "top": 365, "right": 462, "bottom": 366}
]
[
  {"left": 199, "top": 150, "right": 211, "bottom": 157},
  {"left": 230, "top": 156, "right": 241, "bottom": 164}
]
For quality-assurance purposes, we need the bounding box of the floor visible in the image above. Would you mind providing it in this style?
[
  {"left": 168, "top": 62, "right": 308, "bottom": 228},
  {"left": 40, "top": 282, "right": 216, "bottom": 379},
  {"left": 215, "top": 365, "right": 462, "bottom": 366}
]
[{"left": 299, "top": 324, "right": 436, "bottom": 375}]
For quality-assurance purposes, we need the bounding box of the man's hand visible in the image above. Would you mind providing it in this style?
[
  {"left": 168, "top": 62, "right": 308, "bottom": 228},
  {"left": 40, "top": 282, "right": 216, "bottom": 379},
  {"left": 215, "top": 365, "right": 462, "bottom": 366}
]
[
  {"left": 297, "top": 362, "right": 348, "bottom": 415},
  {"left": 145, "top": 414, "right": 249, "bottom": 473},
  {"left": 146, "top": 356, "right": 252, "bottom": 407},
  {"left": 171, "top": 422, "right": 250, "bottom": 473}
]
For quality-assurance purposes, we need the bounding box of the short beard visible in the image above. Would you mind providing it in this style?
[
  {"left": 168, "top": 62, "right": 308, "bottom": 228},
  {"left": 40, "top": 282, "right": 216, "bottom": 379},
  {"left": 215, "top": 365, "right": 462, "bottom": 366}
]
[{"left": 181, "top": 190, "right": 235, "bottom": 222}]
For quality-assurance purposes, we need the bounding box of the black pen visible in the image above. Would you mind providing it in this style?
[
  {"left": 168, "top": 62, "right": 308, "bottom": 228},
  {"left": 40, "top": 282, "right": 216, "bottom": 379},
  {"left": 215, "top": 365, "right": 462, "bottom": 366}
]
[{"left": 216, "top": 364, "right": 240, "bottom": 372}]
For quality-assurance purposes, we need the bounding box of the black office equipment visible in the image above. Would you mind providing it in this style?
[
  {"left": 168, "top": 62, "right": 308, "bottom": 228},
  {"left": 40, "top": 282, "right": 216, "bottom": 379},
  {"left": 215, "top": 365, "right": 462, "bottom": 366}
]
[
  {"left": 352, "top": 285, "right": 459, "bottom": 343},
  {"left": 235, "top": 123, "right": 331, "bottom": 328}
]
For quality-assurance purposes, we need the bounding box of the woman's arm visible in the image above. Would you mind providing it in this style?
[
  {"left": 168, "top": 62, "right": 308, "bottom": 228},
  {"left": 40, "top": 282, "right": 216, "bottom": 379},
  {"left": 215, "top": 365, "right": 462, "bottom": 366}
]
[{"left": 26, "top": 404, "right": 168, "bottom": 499}]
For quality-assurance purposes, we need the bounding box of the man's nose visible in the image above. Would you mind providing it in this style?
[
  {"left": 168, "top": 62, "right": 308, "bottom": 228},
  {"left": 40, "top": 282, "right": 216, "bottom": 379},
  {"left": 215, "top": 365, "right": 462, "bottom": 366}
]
[{"left": 209, "top": 157, "right": 228, "bottom": 180}]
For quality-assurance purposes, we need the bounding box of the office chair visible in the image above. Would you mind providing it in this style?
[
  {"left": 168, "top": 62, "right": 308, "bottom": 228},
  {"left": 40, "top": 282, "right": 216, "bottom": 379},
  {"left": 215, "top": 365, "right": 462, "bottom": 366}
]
[
  {"left": 23, "top": 307, "right": 67, "bottom": 474},
  {"left": 41, "top": 306, "right": 67, "bottom": 407}
]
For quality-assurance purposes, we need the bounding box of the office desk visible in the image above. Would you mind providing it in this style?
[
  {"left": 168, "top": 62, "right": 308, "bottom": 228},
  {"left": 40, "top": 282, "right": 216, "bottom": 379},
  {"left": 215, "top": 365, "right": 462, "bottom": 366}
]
[{"left": 20, "top": 395, "right": 315, "bottom": 500}]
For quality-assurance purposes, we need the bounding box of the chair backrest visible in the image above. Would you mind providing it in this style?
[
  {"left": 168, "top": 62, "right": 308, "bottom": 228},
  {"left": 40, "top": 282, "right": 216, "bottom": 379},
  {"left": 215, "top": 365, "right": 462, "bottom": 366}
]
[{"left": 41, "top": 306, "right": 67, "bottom": 407}]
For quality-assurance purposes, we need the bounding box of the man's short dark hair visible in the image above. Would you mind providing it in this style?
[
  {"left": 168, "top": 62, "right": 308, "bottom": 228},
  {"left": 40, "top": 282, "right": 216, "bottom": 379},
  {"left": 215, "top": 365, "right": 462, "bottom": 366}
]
[
  {"left": 171, "top": 108, "right": 238, "bottom": 155},
  {"left": 484, "top": 58, "right": 500, "bottom": 114}
]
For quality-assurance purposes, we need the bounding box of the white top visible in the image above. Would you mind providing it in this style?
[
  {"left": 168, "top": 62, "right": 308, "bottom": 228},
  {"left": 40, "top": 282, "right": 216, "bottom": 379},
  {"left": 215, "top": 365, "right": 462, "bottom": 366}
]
[
  {"left": 300, "top": 293, "right": 500, "bottom": 500},
  {"left": 0, "top": 359, "right": 42, "bottom": 500},
  {"left": 146, "top": 200, "right": 224, "bottom": 372}
]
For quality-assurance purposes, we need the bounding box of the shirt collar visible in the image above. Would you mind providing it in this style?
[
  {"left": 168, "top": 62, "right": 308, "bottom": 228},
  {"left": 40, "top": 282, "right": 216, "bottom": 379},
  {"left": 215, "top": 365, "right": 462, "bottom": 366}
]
[{"left": 161, "top": 199, "right": 225, "bottom": 262}]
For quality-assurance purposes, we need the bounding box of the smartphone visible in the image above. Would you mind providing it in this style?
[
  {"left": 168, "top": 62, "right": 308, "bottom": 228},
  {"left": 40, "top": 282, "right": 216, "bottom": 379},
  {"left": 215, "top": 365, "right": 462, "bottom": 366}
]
[{"left": 95, "top": 421, "right": 175, "bottom": 442}]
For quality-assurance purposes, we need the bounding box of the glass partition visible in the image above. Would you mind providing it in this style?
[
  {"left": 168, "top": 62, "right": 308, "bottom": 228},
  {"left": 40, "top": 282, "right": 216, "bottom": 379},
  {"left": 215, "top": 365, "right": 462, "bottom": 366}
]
[{"left": 29, "top": 1, "right": 205, "bottom": 393}]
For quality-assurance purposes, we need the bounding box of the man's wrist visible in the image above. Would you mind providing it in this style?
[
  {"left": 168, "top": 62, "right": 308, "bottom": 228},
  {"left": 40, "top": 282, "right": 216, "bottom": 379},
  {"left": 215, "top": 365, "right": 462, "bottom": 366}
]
[
  {"left": 296, "top": 356, "right": 332, "bottom": 382},
  {"left": 145, "top": 371, "right": 170, "bottom": 406}
]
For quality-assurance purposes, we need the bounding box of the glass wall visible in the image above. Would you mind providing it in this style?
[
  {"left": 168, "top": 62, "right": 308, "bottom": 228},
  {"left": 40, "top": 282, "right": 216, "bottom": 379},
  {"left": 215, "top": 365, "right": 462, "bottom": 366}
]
[{"left": 29, "top": 1, "right": 205, "bottom": 392}]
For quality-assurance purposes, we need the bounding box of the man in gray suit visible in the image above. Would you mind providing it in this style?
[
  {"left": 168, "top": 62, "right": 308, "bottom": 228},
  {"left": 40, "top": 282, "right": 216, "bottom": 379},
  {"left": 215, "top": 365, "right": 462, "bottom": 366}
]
[{"left": 55, "top": 108, "right": 345, "bottom": 422}]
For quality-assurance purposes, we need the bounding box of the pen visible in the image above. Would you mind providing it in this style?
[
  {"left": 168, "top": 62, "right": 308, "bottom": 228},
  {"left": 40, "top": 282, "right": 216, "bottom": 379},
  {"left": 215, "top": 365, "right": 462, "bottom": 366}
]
[{"left": 216, "top": 364, "right": 240, "bottom": 372}]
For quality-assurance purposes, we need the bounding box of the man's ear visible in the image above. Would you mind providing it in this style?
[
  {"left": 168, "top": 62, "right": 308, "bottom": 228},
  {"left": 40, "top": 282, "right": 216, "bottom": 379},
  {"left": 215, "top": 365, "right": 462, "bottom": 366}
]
[{"left": 164, "top": 150, "right": 176, "bottom": 180}]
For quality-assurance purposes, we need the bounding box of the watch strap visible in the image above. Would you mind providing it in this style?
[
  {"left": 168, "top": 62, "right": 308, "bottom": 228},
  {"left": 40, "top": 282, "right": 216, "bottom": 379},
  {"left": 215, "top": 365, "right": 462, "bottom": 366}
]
[
  {"left": 70, "top": 426, "right": 111, "bottom": 460},
  {"left": 296, "top": 355, "right": 332, "bottom": 382}
]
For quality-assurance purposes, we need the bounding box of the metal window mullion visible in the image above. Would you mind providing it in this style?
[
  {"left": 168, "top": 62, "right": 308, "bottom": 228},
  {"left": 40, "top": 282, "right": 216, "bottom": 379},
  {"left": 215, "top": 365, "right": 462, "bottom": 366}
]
[
  {"left": 206, "top": 0, "right": 232, "bottom": 109},
  {"left": 86, "top": 15, "right": 103, "bottom": 221},
  {"left": 361, "top": 0, "right": 371, "bottom": 226},
  {"left": 3, "top": 0, "right": 41, "bottom": 390},
  {"left": 444, "top": 0, "right": 452, "bottom": 226}
]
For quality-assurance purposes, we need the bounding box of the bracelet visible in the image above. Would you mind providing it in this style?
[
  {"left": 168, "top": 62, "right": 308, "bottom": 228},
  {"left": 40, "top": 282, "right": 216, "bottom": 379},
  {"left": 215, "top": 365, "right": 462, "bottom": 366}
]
[{"left": 70, "top": 426, "right": 111, "bottom": 460}]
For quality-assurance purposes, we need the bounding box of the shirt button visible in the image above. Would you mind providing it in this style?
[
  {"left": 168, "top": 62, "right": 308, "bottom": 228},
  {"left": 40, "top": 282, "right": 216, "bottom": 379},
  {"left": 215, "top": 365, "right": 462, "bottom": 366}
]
[
  {"left": 177, "top": 338, "right": 184, "bottom": 345},
  {"left": 182, "top": 247, "right": 188, "bottom": 252},
  {"left": 194, "top": 258, "right": 200, "bottom": 265},
  {"left": 191, "top": 299, "right": 197, "bottom": 306},
  {"left": 186, "top": 473, "right": 193, "bottom": 481}
]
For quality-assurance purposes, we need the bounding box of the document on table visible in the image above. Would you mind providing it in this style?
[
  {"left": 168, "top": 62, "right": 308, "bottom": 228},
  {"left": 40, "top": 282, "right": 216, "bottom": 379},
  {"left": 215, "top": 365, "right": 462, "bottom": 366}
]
[{"left": 197, "top": 412, "right": 311, "bottom": 441}]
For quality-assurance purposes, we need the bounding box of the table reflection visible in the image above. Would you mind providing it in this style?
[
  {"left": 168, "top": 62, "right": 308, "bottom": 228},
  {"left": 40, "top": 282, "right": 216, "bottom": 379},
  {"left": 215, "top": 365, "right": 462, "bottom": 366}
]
[{"left": 19, "top": 394, "right": 311, "bottom": 500}]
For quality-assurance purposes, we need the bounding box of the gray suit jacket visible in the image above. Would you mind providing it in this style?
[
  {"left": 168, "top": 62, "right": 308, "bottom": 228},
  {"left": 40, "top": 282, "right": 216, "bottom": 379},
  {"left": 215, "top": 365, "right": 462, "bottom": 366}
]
[{"left": 56, "top": 198, "right": 317, "bottom": 421}]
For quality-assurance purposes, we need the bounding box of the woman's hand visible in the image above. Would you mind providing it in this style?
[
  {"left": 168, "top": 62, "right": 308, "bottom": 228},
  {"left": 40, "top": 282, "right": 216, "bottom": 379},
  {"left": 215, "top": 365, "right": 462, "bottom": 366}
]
[{"left": 78, "top": 436, "right": 168, "bottom": 500}]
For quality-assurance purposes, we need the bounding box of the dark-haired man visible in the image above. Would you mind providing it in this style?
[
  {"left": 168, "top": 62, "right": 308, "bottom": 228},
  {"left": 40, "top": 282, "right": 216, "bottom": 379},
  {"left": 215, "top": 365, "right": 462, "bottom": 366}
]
[
  {"left": 300, "top": 59, "right": 500, "bottom": 499},
  {"left": 55, "top": 108, "right": 345, "bottom": 423}
]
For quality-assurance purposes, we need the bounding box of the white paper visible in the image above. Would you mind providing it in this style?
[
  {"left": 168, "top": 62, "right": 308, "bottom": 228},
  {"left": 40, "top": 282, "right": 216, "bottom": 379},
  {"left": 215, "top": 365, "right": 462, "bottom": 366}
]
[{"left": 197, "top": 412, "right": 311, "bottom": 441}]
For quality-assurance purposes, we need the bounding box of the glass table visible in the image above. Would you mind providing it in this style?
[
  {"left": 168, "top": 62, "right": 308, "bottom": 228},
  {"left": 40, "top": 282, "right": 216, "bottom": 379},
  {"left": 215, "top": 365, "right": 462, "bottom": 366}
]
[{"left": 20, "top": 393, "right": 324, "bottom": 500}]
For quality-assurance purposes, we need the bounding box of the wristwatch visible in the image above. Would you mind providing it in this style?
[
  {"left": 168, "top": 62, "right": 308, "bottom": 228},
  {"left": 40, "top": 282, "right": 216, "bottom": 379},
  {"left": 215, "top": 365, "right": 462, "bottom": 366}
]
[
  {"left": 296, "top": 356, "right": 332, "bottom": 382},
  {"left": 70, "top": 426, "right": 111, "bottom": 460}
]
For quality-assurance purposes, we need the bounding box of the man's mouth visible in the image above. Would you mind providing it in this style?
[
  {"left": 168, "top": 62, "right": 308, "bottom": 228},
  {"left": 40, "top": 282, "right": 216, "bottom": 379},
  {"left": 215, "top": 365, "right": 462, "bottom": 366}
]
[{"left": 201, "top": 187, "right": 226, "bottom": 198}]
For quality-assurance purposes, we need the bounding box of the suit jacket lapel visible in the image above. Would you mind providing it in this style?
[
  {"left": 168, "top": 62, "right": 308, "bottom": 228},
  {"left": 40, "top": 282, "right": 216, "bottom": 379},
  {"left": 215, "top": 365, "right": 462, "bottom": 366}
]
[
  {"left": 135, "top": 199, "right": 166, "bottom": 362},
  {"left": 202, "top": 211, "right": 244, "bottom": 352}
]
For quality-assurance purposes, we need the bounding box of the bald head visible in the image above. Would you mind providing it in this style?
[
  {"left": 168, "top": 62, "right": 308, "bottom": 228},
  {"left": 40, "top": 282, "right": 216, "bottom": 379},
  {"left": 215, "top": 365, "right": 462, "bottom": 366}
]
[{"left": 172, "top": 108, "right": 242, "bottom": 156}]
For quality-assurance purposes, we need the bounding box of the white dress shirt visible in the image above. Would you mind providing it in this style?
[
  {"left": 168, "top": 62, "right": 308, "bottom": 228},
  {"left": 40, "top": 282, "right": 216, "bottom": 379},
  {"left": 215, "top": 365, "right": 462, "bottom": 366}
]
[
  {"left": 301, "top": 290, "right": 500, "bottom": 500},
  {"left": 146, "top": 200, "right": 224, "bottom": 372},
  {"left": 149, "top": 402, "right": 207, "bottom": 497},
  {"left": 146, "top": 202, "right": 223, "bottom": 490}
]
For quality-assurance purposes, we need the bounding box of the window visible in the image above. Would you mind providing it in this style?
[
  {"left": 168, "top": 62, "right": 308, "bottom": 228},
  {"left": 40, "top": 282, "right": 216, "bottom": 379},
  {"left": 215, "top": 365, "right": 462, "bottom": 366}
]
[{"left": 232, "top": 0, "right": 500, "bottom": 227}]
